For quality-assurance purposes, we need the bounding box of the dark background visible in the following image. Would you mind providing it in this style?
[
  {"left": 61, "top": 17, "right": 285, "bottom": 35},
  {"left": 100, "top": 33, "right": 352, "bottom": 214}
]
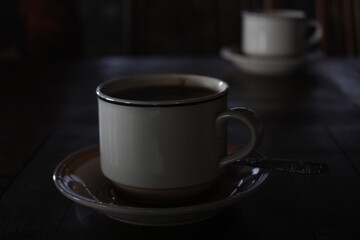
[
  {"left": 0, "top": 0, "right": 359, "bottom": 61},
  {"left": 1, "top": 1, "right": 360, "bottom": 239}
]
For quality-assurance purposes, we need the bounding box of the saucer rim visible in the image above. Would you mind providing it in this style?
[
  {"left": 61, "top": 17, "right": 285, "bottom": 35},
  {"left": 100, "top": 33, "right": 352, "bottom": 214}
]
[
  {"left": 53, "top": 145, "right": 270, "bottom": 216},
  {"left": 220, "top": 45, "right": 306, "bottom": 66}
]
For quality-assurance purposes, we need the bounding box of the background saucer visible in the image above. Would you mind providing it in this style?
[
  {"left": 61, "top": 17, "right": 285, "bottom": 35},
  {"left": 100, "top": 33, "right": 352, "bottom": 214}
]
[
  {"left": 220, "top": 45, "right": 307, "bottom": 75},
  {"left": 53, "top": 145, "right": 270, "bottom": 226}
]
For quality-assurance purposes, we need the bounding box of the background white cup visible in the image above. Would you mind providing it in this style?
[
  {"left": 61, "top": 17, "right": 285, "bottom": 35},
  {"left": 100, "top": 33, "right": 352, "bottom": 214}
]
[
  {"left": 96, "top": 74, "right": 263, "bottom": 205},
  {"left": 241, "top": 10, "right": 323, "bottom": 57}
]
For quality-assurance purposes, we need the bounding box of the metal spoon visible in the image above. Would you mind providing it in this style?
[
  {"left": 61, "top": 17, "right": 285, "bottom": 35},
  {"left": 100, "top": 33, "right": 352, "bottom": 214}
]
[{"left": 238, "top": 156, "right": 328, "bottom": 174}]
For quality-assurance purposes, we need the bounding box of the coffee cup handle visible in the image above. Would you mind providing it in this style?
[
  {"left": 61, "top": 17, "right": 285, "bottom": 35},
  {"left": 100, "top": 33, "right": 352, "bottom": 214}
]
[
  {"left": 216, "top": 107, "right": 264, "bottom": 168},
  {"left": 306, "top": 20, "right": 323, "bottom": 46}
]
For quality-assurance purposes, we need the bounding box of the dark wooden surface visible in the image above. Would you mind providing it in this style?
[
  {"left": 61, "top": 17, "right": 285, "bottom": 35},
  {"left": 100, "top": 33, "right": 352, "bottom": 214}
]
[{"left": 1, "top": 56, "right": 360, "bottom": 239}]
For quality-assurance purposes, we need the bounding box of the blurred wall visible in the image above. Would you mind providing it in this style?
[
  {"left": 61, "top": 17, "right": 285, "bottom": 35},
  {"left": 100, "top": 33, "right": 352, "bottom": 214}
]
[
  {"left": 0, "top": 0, "right": 80, "bottom": 61},
  {"left": 0, "top": 0, "right": 359, "bottom": 61},
  {"left": 78, "top": 0, "right": 315, "bottom": 57}
]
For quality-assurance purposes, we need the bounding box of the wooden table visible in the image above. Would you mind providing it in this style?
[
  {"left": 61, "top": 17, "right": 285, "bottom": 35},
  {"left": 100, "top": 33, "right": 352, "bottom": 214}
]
[{"left": 1, "top": 57, "right": 360, "bottom": 239}]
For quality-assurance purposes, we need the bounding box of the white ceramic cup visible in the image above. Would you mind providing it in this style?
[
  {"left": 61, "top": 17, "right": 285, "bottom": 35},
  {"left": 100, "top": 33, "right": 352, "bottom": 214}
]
[
  {"left": 241, "top": 10, "right": 323, "bottom": 57},
  {"left": 96, "top": 74, "right": 263, "bottom": 205}
]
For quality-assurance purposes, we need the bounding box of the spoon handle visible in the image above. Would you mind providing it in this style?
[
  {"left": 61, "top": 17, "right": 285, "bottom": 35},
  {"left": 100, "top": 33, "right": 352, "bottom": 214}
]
[{"left": 238, "top": 157, "right": 328, "bottom": 174}]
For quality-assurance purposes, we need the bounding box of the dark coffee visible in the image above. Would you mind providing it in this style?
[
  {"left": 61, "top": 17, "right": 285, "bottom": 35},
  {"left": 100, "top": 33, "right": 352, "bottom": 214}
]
[{"left": 111, "top": 85, "right": 217, "bottom": 101}]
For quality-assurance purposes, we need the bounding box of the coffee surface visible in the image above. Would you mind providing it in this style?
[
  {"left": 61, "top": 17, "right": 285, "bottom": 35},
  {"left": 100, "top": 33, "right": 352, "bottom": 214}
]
[{"left": 111, "top": 85, "right": 217, "bottom": 101}]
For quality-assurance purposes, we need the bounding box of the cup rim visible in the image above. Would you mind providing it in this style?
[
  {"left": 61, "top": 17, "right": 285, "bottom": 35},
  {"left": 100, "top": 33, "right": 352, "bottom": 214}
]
[
  {"left": 242, "top": 9, "right": 306, "bottom": 20},
  {"left": 96, "top": 74, "right": 229, "bottom": 107}
]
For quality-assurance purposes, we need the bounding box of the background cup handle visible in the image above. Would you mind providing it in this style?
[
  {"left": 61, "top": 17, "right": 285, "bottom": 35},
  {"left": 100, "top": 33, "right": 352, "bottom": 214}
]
[
  {"left": 216, "top": 107, "right": 264, "bottom": 168},
  {"left": 306, "top": 20, "right": 323, "bottom": 46}
]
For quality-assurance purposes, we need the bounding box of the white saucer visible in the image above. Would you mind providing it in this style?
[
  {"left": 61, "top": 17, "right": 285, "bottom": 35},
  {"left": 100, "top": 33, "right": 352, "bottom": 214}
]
[
  {"left": 220, "top": 45, "right": 307, "bottom": 75},
  {"left": 53, "top": 145, "right": 270, "bottom": 226}
]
